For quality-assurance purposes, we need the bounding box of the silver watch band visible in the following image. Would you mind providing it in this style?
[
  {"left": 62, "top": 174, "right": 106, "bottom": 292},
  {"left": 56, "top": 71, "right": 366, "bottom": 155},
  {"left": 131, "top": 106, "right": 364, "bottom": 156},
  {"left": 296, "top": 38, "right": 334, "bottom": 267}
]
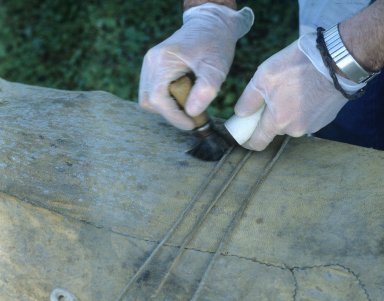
[{"left": 323, "top": 25, "right": 379, "bottom": 84}]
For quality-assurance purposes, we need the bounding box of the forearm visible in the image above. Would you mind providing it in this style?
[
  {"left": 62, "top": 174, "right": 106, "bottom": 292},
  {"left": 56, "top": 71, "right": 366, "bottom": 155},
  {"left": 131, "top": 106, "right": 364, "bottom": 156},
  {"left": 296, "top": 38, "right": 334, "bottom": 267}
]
[
  {"left": 339, "top": 0, "right": 384, "bottom": 72},
  {"left": 183, "top": 0, "right": 236, "bottom": 10}
]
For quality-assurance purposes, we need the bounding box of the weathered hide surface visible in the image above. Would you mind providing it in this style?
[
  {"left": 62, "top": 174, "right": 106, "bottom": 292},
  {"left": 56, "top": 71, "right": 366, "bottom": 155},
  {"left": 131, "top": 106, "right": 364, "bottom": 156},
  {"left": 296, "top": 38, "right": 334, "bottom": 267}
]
[{"left": 0, "top": 79, "right": 383, "bottom": 301}]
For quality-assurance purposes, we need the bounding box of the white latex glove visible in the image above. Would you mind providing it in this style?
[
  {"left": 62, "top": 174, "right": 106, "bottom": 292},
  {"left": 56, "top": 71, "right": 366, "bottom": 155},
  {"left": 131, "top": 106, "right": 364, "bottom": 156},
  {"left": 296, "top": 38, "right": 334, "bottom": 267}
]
[
  {"left": 232, "top": 34, "right": 365, "bottom": 151},
  {"left": 139, "top": 3, "right": 254, "bottom": 130}
]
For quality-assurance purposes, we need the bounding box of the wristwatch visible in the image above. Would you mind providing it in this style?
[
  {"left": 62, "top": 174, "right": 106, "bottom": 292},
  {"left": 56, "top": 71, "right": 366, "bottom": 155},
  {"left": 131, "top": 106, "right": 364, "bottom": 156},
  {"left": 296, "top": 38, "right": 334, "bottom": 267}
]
[{"left": 323, "top": 24, "right": 380, "bottom": 84}]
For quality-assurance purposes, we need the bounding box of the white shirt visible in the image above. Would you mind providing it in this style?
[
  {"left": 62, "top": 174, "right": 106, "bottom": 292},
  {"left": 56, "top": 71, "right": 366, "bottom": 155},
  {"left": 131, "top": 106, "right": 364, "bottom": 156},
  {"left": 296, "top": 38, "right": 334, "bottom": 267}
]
[{"left": 299, "top": 0, "right": 371, "bottom": 34}]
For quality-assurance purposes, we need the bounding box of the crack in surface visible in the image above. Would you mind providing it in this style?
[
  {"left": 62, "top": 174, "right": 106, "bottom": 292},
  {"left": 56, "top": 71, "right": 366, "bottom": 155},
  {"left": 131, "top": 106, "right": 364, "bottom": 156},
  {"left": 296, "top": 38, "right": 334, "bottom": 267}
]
[
  {"left": 3, "top": 191, "right": 373, "bottom": 301},
  {"left": 157, "top": 246, "right": 371, "bottom": 301},
  {"left": 219, "top": 255, "right": 371, "bottom": 301},
  {"left": 1, "top": 191, "right": 159, "bottom": 244},
  {"left": 291, "top": 264, "right": 372, "bottom": 301}
]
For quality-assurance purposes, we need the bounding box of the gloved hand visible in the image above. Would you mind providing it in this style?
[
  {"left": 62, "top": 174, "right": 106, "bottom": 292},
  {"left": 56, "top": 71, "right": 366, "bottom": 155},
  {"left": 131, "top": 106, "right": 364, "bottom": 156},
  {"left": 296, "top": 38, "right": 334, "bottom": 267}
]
[
  {"left": 139, "top": 3, "right": 254, "bottom": 130},
  {"left": 233, "top": 33, "right": 365, "bottom": 151}
]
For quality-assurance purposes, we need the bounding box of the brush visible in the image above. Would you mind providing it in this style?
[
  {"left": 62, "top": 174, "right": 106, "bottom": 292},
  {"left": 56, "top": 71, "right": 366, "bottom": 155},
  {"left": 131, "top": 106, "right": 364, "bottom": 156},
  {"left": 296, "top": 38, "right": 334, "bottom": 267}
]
[
  {"left": 169, "top": 74, "right": 231, "bottom": 161},
  {"left": 169, "top": 74, "right": 265, "bottom": 161}
]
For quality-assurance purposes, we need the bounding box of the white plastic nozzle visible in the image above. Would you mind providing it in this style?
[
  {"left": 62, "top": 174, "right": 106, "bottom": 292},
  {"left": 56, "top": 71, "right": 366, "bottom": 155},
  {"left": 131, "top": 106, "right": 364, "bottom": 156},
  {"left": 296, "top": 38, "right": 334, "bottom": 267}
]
[{"left": 224, "top": 104, "right": 265, "bottom": 145}]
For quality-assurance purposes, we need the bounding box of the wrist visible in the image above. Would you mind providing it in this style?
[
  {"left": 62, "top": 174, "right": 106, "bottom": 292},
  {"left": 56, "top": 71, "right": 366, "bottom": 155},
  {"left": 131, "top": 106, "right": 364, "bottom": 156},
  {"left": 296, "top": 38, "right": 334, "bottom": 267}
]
[
  {"left": 184, "top": 0, "right": 237, "bottom": 11},
  {"left": 298, "top": 33, "right": 366, "bottom": 94},
  {"left": 323, "top": 24, "right": 379, "bottom": 84},
  {"left": 338, "top": 0, "right": 384, "bottom": 72}
]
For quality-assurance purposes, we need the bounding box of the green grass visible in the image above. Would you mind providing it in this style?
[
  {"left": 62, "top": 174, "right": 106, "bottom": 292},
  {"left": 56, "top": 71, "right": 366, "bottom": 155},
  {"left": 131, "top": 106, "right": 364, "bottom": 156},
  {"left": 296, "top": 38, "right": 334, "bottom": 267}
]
[{"left": 0, "top": 0, "right": 298, "bottom": 118}]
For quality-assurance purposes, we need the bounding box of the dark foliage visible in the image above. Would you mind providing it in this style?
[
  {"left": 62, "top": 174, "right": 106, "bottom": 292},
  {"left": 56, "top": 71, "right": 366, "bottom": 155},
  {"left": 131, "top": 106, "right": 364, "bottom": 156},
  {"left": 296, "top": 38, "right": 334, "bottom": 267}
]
[{"left": 0, "top": 0, "right": 298, "bottom": 118}]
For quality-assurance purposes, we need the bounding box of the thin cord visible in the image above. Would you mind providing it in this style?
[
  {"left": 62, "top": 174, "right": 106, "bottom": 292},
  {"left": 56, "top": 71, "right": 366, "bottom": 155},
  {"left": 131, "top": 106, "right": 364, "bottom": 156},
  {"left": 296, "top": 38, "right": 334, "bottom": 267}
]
[
  {"left": 115, "top": 146, "right": 235, "bottom": 301},
  {"left": 191, "top": 136, "right": 291, "bottom": 301},
  {"left": 152, "top": 149, "right": 253, "bottom": 298},
  {"left": 316, "top": 27, "right": 365, "bottom": 100}
]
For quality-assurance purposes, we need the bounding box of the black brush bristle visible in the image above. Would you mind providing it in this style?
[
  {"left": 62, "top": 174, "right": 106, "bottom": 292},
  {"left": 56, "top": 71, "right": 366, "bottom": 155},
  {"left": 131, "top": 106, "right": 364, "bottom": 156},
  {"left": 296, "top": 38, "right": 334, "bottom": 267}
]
[{"left": 187, "top": 128, "right": 232, "bottom": 161}]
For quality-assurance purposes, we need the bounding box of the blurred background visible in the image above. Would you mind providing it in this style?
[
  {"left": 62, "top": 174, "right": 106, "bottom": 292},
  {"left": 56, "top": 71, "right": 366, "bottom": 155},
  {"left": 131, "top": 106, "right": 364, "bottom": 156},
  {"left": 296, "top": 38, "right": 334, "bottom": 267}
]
[{"left": 0, "top": 0, "right": 298, "bottom": 118}]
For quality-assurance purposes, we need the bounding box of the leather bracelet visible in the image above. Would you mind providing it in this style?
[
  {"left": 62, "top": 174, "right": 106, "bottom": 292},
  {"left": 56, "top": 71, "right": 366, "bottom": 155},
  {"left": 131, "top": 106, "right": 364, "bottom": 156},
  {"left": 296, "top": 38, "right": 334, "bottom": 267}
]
[
  {"left": 323, "top": 25, "right": 379, "bottom": 84},
  {"left": 316, "top": 27, "right": 365, "bottom": 100}
]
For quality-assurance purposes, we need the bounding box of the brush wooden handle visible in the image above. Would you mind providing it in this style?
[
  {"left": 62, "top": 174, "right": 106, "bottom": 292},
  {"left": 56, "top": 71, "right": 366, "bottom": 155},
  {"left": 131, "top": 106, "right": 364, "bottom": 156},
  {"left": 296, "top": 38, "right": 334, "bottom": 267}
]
[{"left": 169, "top": 75, "right": 209, "bottom": 128}]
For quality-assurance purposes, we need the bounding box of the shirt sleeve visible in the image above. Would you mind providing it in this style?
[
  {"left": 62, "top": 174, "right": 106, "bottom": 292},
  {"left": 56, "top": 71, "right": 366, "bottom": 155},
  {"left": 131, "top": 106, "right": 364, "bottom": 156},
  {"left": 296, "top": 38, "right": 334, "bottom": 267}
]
[{"left": 298, "top": 0, "right": 371, "bottom": 35}]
